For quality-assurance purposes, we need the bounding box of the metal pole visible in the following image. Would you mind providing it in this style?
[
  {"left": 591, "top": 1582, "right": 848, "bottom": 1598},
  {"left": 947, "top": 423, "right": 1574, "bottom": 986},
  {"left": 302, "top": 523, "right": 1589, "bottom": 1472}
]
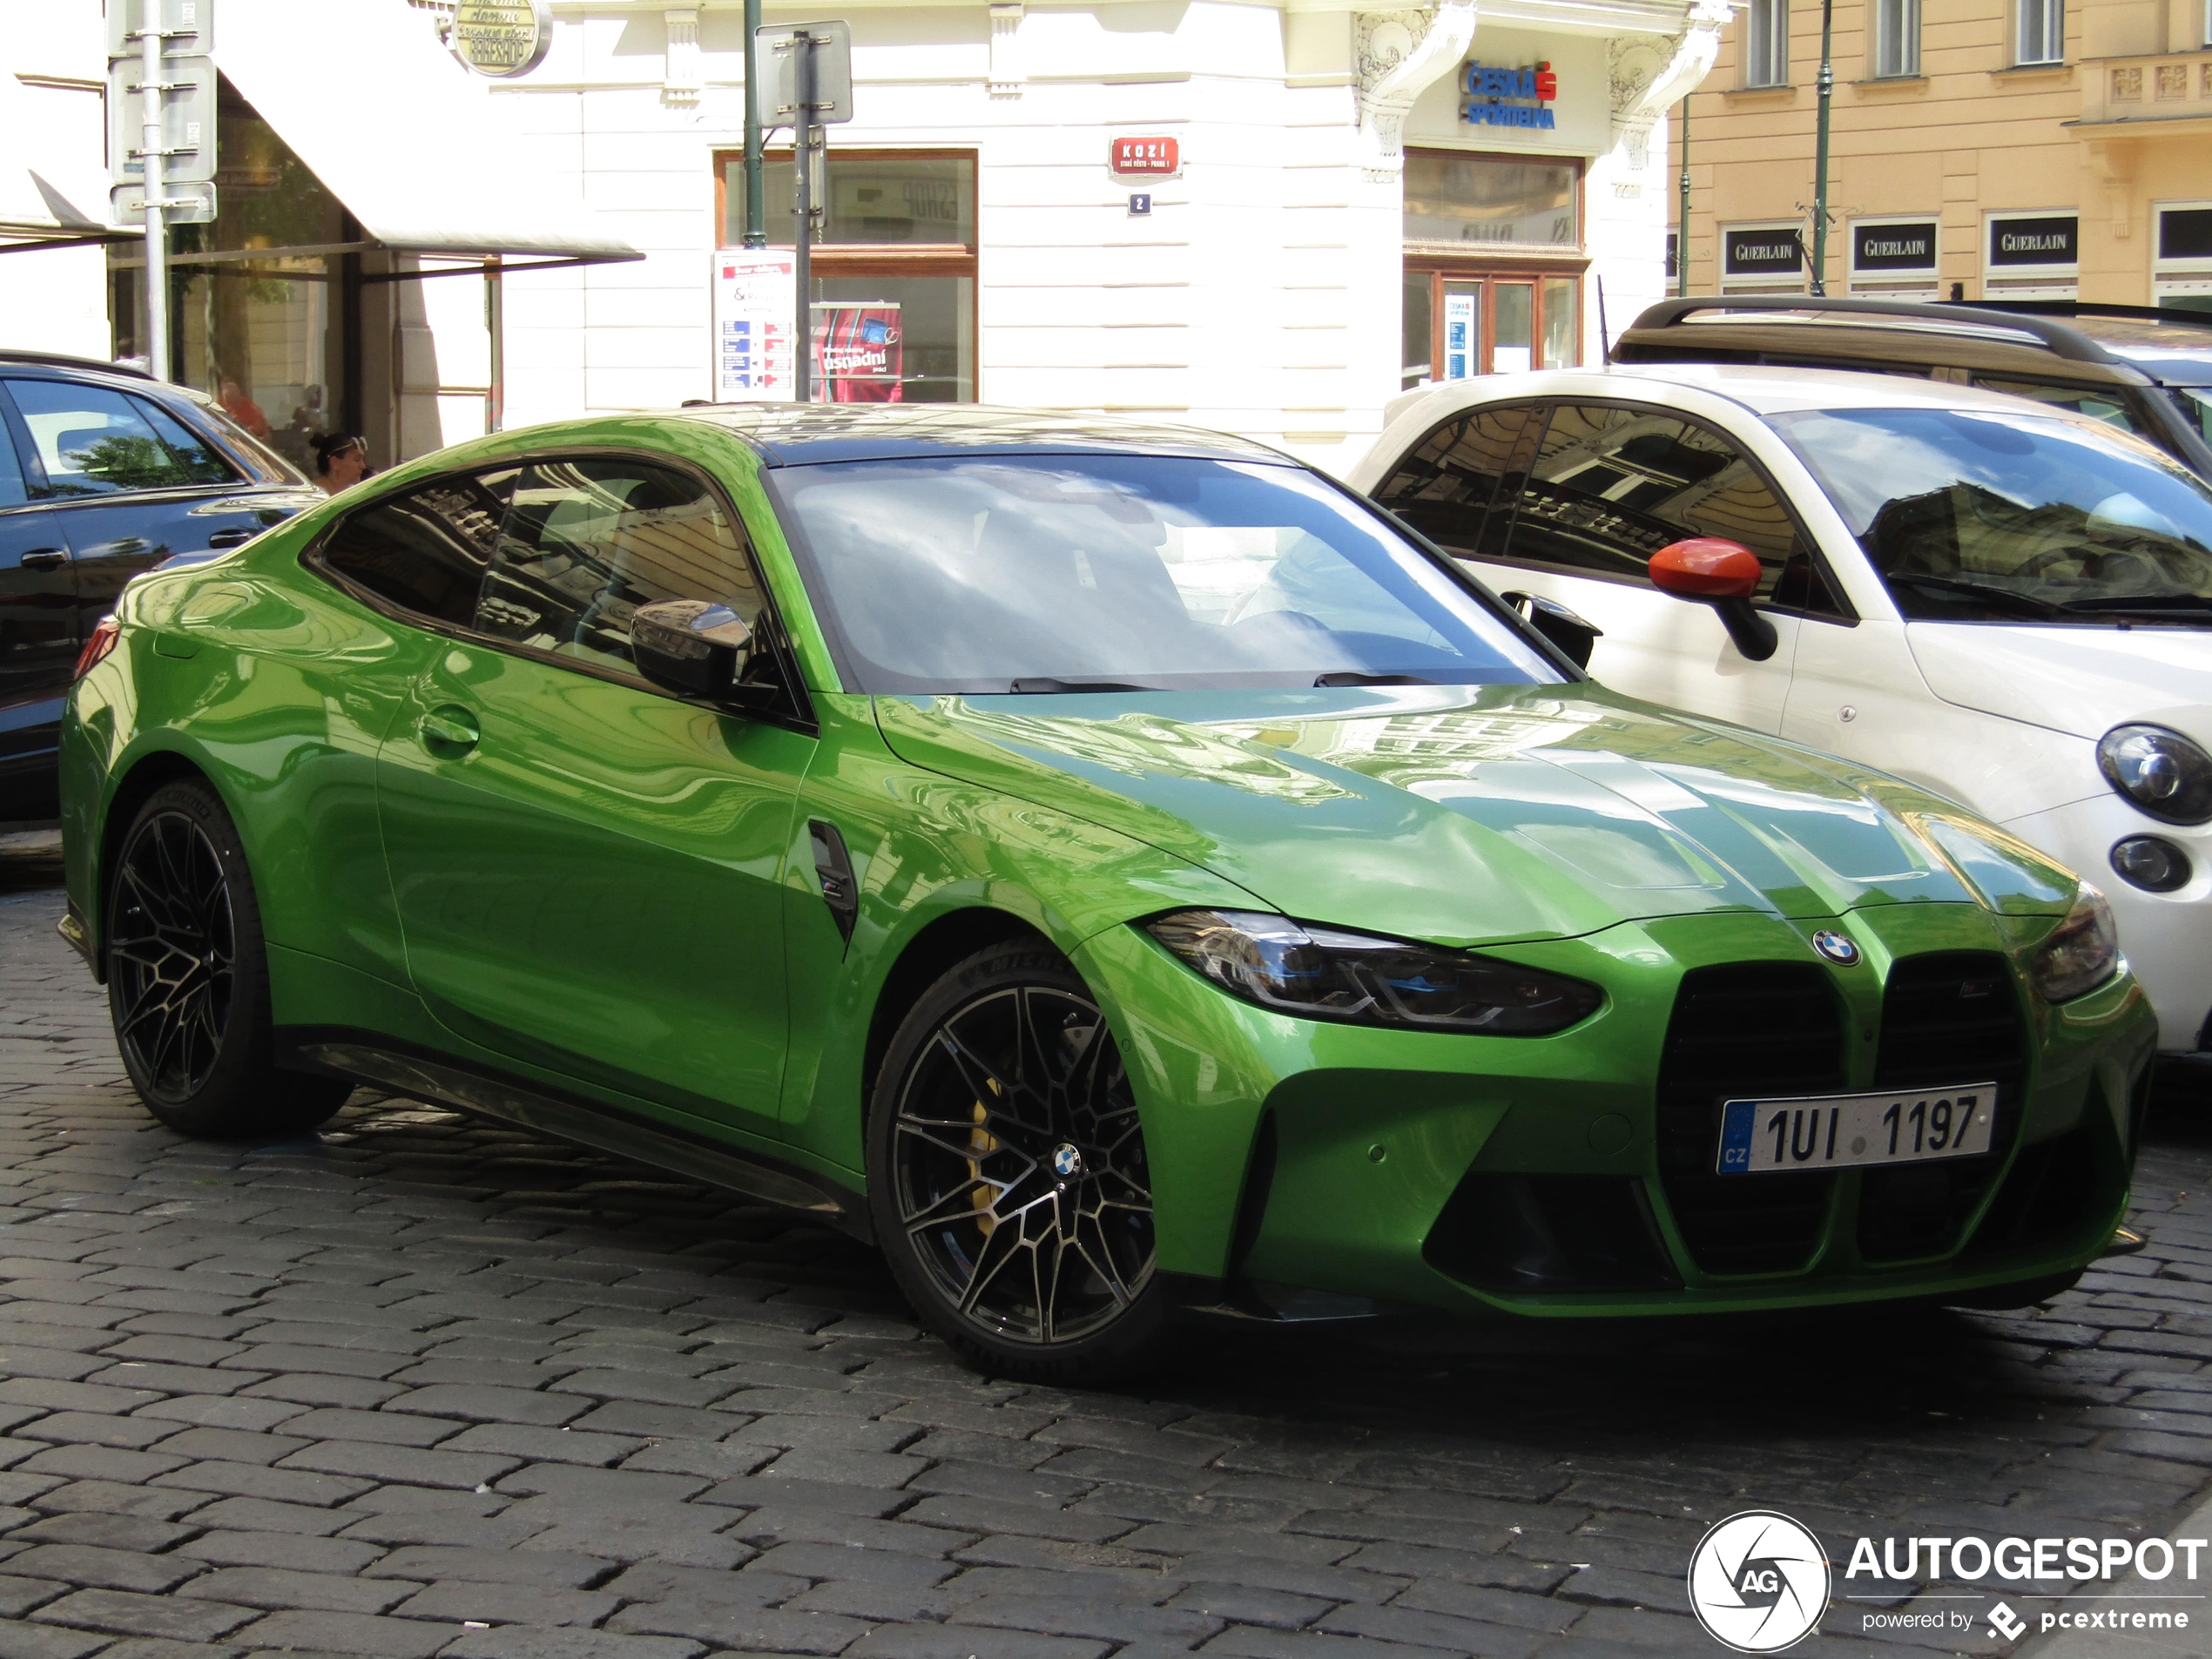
[
  {"left": 485, "top": 259, "right": 504, "bottom": 434},
  {"left": 792, "top": 33, "right": 813, "bottom": 404},
  {"left": 1811, "top": 0, "right": 1834, "bottom": 296},
  {"left": 139, "top": 11, "right": 170, "bottom": 381},
  {"left": 1677, "top": 93, "right": 1691, "bottom": 299},
  {"left": 742, "top": 0, "right": 765, "bottom": 246}
]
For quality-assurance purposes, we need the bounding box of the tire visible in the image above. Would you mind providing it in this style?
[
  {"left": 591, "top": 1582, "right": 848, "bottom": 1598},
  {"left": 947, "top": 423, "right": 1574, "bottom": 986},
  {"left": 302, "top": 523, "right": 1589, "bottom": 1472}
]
[
  {"left": 105, "top": 778, "right": 352, "bottom": 1139},
  {"left": 867, "top": 941, "right": 1168, "bottom": 1384}
]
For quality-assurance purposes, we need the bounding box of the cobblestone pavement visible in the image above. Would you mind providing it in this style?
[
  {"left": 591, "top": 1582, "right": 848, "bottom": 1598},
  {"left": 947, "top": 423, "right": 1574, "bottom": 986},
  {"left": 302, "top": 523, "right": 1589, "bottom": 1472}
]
[{"left": 3, "top": 872, "right": 2212, "bottom": 1659}]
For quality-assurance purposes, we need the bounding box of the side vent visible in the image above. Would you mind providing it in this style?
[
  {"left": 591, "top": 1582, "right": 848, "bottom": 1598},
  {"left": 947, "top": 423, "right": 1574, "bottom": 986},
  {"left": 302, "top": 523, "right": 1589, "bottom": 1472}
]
[{"left": 809, "top": 819, "right": 858, "bottom": 946}]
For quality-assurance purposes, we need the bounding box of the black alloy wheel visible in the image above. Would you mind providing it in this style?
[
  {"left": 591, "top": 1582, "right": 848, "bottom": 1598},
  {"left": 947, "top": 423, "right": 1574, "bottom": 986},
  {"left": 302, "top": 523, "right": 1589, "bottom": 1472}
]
[
  {"left": 105, "top": 779, "right": 351, "bottom": 1138},
  {"left": 111, "top": 806, "right": 236, "bottom": 1101},
  {"left": 870, "top": 944, "right": 1165, "bottom": 1380}
]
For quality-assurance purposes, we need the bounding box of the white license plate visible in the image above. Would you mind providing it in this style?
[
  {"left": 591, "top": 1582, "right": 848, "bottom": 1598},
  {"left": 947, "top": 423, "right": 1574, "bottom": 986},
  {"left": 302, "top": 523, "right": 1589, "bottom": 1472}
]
[{"left": 1716, "top": 1083, "right": 1998, "bottom": 1175}]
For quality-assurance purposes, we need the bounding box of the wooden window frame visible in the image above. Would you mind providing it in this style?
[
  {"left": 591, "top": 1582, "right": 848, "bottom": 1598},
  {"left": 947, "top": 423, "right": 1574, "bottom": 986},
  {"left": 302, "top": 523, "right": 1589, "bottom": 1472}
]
[{"left": 713, "top": 148, "right": 980, "bottom": 401}]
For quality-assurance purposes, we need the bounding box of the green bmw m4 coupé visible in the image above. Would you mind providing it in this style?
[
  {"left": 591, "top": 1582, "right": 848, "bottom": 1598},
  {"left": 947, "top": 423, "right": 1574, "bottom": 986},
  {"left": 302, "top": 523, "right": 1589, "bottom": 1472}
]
[{"left": 58, "top": 406, "right": 2155, "bottom": 1380}]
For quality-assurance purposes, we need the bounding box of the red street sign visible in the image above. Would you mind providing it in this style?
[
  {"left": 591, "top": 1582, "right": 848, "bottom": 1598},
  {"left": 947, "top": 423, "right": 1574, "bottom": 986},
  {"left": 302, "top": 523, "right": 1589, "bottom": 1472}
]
[{"left": 1110, "top": 136, "right": 1179, "bottom": 177}]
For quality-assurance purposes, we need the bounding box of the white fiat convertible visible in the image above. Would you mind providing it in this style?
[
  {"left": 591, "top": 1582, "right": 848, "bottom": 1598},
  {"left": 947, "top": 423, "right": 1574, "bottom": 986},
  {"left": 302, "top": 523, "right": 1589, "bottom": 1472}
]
[{"left": 1350, "top": 363, "right": 2212, "bottom": 1076}]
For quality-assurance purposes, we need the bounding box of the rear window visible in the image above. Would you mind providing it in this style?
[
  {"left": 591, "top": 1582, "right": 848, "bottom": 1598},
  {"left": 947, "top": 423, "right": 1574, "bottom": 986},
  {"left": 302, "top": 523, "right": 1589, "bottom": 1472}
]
[{"left": 4, "top": 379, "right": 236, "bottom": 496}]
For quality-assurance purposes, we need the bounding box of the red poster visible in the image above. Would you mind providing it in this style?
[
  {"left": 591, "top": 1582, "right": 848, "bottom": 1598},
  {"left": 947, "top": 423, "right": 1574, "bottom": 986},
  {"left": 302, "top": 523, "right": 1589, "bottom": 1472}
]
[{"left": 811, "top": 305, "right": 903, "bottom": 402}]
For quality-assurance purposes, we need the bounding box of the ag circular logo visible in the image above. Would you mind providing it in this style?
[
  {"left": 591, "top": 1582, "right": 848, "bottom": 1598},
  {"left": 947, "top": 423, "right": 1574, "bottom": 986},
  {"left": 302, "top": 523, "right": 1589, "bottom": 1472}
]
[
  {"left": 1811, "top": 930, "right": 1860, "bottom": 966},
  {"left": 1687, "top": 1510, "right": 1831, "bottom": 1653}
]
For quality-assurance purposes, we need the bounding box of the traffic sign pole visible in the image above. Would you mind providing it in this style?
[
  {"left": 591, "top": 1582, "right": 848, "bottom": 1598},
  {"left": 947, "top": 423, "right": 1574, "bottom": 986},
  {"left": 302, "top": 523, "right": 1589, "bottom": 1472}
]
[
  {"left": 793, "top": 31, "right": 814, "bottom": 403},
  {"left": 140, "top": 19, "right": 170, "bottom": 381}
]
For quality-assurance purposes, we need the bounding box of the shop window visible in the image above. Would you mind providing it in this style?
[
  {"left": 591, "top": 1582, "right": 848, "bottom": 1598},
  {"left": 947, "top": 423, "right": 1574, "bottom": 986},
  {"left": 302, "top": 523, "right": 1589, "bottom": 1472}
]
[
  {"left": 1873, "top": 0, "right": 1920, "bottom": 77},
  {"left": 2154, "top": 204, "right": 2212, "bottom": 319},
  {"left": 718, "top": 151, "right": 977, "bottom": 403},
  {"left": 110, "top": 76, "right": 350, "bottom": 475},
  {"left": 2016, "top": 0, "right": 2063, "bottom": 64},
  {"left": 1744, "top": 0, "right": 1789, "bottom": 87},
  {"left": 1404, "top": 152, "right": 1577, "bottom": 249}
]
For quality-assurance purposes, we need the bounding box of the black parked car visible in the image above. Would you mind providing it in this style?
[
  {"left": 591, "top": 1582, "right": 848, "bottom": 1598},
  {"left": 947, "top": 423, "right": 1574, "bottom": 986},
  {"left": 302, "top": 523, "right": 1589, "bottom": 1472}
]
[
  {"left": 0, "top": 352, "right": 321, "bottom": 819},
  {"left": 1614, "top": 296, "right": 2212, "bottom": 479}
]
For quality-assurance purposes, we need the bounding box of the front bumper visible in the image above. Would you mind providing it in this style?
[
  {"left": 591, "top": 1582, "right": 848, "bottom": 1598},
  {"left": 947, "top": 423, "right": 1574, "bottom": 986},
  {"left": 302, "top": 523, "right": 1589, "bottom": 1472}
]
[{"left": 1076, "top": 900, "right": 2155, "bottom": 1321}]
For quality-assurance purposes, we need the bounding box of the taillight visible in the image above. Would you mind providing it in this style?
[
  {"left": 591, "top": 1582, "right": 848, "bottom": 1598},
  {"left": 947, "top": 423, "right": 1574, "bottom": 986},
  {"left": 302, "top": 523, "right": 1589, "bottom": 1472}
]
[{"left": 73, "top": 616, "right": 120, "bottom": 681}]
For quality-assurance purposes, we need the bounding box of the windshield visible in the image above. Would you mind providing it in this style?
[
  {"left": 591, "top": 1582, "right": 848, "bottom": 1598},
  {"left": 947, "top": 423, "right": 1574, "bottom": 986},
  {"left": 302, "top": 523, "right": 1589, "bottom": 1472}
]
[
  {"left": 1769, "top": 408, "right": 2212, "bottom": 625},
  {"left": 769, "top": 455, "right": 1563, "bottom": 692}
]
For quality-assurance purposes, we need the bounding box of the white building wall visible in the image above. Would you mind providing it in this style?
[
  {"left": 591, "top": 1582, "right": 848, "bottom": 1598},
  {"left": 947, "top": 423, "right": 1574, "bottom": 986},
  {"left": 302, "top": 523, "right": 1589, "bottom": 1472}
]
[
  {"left": 0, "top": 3, "right": 113, "bottom": 361},
  {"left": 467, "top": 0, "right": 1694, "bottom": 475}
]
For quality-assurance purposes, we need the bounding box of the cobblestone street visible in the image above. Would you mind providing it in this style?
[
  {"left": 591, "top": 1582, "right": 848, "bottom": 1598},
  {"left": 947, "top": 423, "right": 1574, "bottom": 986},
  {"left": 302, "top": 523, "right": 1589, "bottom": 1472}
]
[{"left": 3, "top": 851, "right": 2212, "bottom": 1659}]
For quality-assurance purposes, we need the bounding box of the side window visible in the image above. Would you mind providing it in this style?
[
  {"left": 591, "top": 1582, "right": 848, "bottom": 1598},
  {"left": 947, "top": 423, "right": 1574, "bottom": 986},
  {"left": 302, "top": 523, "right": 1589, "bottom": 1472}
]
[
  {"left": 3, "top": 378, "right": 228, "bottom": 496},
  {"left": 131, "top": 397, "right": 239, "bottom": 484},
  {"left": 318, "top": 470, "right": 518, "bottom": 626},
  {"left": 1501, "top": 402, "right": 1835, "bottom": 610},
  {"left": 1972, "top": 377, "right": 2137, "bottom": 432},
  {"left": 1372, "top": 402, "right": 1545, "bottom": 560},
  {"left": 475, "top": 458, "right": 767, "bottom": 681}
]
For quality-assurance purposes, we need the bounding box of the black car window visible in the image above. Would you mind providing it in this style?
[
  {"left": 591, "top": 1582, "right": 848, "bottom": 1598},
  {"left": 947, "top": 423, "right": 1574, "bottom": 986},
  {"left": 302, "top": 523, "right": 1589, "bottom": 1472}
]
[
  {"left": 131, "top": 396, "right": 239, "bottom": 485},
  {"left": 0, "top": 417, "right": 25, "bottom": 508},
  {"left": 1371, "top": 402, "right": 1546, "bottom": 560},
  {"left": 1499, "top": 402, "right": 1824, "bottom": 608},
  {"left": 317, "top": 470, "right": 519, "bottom": 626},
  {"left": 2171, "top": 387, "right": 2212, "bottom": 444},
  {"left": 476, "top": 458, "right": 768, "bottom": 680},
  {"left": 3, "top": 379, "right": 225, "bottom": 496},
  {"left": 1972, "top": 377, "right": 2138, "bottom": 433}
]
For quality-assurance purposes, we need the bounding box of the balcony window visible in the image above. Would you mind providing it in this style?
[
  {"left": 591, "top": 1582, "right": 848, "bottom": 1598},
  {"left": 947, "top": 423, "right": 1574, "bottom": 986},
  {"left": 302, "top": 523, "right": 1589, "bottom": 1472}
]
[
  {"left": 1744, "top": 0, "right": 1789, "bottom": 87},
  {"left": 2017, "top": 0, "right": 2063, "bottom": 65}
]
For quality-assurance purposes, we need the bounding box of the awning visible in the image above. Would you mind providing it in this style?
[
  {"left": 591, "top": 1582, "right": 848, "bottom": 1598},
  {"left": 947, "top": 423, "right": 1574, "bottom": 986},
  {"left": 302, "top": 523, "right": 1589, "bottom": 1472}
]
[
  {"left": 215, "top": 0, "right": 640, "bottom": 269},
  {"left": 0, "top": 72, "right": 136, "bottom": 253}
]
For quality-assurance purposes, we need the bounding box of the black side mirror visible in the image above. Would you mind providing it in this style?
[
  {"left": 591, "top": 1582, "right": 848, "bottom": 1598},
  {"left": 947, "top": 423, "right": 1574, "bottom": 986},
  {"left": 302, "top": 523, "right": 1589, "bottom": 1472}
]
[
  {"left": 1501, "top": 590, "right": 1603, "bottom": 669},
  {"left": 632, "top": 599, "right": 780, "bottom": 708}
]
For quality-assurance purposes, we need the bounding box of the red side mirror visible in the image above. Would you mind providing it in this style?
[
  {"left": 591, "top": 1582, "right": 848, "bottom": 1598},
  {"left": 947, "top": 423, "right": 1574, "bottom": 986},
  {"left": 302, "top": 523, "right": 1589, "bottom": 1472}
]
[{"left": 1649, "top": 538, "right": 1763, "bottom": 601}]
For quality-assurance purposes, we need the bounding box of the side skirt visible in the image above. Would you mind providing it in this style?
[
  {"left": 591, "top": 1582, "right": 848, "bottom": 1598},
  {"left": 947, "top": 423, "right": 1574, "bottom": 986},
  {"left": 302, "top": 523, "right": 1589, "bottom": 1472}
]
[{"left": 275, "top": 1026, "right": 873, "bottom": 1242}]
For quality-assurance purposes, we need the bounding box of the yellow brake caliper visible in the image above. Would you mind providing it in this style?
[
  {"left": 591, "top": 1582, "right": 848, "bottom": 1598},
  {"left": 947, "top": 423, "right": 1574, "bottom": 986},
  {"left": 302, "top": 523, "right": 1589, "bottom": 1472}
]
[{"left": 967, "top": 1082, "right": 1000, "bottom": 1236}]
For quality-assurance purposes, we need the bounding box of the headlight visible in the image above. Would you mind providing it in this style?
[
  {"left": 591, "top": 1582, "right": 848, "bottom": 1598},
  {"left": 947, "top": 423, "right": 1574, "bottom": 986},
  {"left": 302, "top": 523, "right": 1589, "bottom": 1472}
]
[
  {"left": 2030, "top": 886, "right": 2121, "bottom": 1003},
  {"left": 1143, "top": 909, "right": 1602, "bottom": 1035},
  {"left": 2098, "top": 725, "right": 2212, "bottom": 825}
]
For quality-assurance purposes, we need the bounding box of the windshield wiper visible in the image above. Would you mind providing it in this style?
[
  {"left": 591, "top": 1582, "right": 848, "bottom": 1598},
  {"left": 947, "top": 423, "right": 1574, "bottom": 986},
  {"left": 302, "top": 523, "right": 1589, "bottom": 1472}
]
[
  {"left": 2059, "top": 595, "right": 2212, "bottom": 619},
  {"left": 1883, "top": 573, "right": 2064, "bottom": 619},
  {"left": 1314, "top": 671, "right": 1438, "bottom": 688},
  {"left": 1006, "top": 677, "right": 1163, "bottom": 693}
]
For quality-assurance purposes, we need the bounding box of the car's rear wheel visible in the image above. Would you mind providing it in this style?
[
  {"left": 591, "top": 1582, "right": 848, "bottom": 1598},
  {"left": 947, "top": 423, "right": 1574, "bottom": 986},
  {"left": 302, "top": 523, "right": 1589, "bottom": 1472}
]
[
  {"left": 107, "top": 779, "right": 351, "bottom": 1138},
  {"left": 868, "top": 941, "right": 1167, "bottom": 1383}
]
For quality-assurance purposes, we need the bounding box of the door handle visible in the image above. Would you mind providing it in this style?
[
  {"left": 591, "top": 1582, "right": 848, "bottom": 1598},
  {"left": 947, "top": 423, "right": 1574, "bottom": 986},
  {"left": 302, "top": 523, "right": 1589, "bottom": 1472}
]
[
  {"left": 421, "top": 705, "right": 481, "bottom": 757},
  {"left": 206, "top": 529, "right": 255, "bottom": 550},
  {"left": 20, "top": 548, "right": 68, "bottom": 571}
]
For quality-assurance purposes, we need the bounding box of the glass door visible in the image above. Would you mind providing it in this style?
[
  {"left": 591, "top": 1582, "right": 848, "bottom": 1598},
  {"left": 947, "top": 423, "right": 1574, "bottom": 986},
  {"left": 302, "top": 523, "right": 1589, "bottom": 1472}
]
[
  {"left": 1492, "top": 282, "right": 1534, "bottom": 374},
  {"left": 1404, "top": 267, "right": 1581, "bottom": 387}
]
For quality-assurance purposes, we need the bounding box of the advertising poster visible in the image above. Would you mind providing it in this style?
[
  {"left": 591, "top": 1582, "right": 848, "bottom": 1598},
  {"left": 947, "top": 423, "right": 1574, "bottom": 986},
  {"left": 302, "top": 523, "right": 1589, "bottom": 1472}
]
[
  {"left": 812, "top": 304, "right": 903, "bottom": 401},
  {"left": 711, "top": 252, "right": 797, "bottom": 401},
  {"left": 1442, "top": 288, "right": 1476, "bottom": 380}
]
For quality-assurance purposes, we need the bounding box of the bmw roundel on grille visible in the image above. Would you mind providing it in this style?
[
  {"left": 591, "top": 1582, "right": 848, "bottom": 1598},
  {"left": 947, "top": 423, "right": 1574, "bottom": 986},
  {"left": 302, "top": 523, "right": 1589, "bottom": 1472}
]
[{"left": 1811, "top": 930, "right": 1861, "bottom": 966}]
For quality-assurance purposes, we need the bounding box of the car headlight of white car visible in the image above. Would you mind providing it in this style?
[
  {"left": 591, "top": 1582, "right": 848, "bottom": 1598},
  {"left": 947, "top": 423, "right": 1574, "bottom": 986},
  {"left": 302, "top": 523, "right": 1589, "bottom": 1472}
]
[
  {"left": 2031, "top": 885, "right": 2121, "bottom": 1003},
  {"left": 2098, "top": 724, "right": 2212, "bottom": 825}
]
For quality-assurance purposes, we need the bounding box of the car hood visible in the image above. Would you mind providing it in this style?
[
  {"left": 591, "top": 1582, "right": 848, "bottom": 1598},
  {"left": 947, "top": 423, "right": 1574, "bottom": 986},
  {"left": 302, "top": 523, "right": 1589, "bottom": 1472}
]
[
  {"left": 1907, "top": 622, "right": 2212, "bottom": 748},
  {"left": 873, "top": 683, "right": 2076, "bottom": 948}
]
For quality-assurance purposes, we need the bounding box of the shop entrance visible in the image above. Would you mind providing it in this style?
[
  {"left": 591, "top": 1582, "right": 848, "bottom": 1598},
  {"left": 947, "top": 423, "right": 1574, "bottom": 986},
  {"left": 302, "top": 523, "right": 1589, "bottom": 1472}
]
[
  {"left": 1400, "top": 150, "right": 1584, "bottom": 391},
  {"left": 1401, "top": 268, "right": 1580, "bottom": 388}
]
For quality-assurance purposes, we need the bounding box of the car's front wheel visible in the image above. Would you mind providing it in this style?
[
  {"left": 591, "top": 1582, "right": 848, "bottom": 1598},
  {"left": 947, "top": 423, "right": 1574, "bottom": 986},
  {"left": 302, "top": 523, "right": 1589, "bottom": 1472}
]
[
  {"left": 868, "top": 941, "right": 1167, "bottom": 1383},
  {"left": 106, "top": 779, "right": 352, "bottom": 1138}
]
